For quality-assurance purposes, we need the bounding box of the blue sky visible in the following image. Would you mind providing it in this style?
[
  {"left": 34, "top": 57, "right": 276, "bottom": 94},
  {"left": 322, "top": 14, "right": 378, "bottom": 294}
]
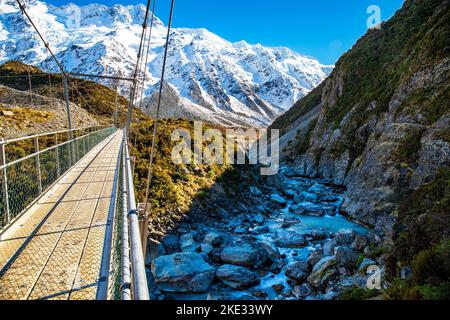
[{"left": 46, "top": 0, "right": 404, "bottom": 64}]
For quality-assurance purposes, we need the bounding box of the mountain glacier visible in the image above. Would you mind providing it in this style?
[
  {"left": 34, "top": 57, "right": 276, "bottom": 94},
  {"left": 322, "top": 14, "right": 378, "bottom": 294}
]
[{"left": 0, "top": 0, "right": 333, "bottom": 127}]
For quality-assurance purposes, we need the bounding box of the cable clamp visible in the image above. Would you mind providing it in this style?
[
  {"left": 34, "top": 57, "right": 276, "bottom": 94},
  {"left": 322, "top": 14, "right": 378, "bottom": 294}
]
[
  {"left": 120, "top": 282, "right": 131, "bottom": 291},
  {"left": 127, "top": 209, "right": 137, "bottom": 218}
]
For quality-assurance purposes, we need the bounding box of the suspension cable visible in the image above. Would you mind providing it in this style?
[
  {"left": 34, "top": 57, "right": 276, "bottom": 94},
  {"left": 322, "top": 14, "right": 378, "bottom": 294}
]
[
  {"left": 136, "top": 26, "right": 148, "bottom": 103},
  {"left": 15, "top": 0, "right": 73, "bottom": 135},
  {"left": 137, "top": 0, "right": 158, "bottom": 112},
  {"left": 15, "top": 0, "right": 65, "bottom": 74},
  {"left": 125, "top": 0, "right": 153, "bottom": 136},
  {"left": 143, "top": 0, "right": 175, "bottom": 217}
]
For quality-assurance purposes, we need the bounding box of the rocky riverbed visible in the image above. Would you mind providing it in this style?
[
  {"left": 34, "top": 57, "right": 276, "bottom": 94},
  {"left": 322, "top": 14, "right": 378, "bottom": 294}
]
[{"left": 146, "top": 165, "right": 384, "bottom": 300}]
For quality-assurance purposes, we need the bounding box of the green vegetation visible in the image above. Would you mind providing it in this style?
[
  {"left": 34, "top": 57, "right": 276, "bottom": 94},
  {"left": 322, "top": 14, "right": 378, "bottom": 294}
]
[
  {"left": 0, "top": 60, "right": 41, "bottom": 75},
  {"left": 272, "top": 0, "right": 450, "bottom": 166},
  {"left": 0, "top": 105, "right": 54, "bottom": 129},
  {"left": 129, "top": 116, "right": 251, "bottom": 224},
  {"left": 340, "top": 288, "right": 381, "bottom": 300},
  {"left": 394, "top": 128, "right": 426, "bottom": 165},
  {"left": 397, "top": 84, "right": 450, "bottom": 125},
  {"left": 385, "top": 167, "right": 450, "bottom": 299},
  {"left": 293, "top": 119, "right": 317, "bottom": 155},
  {"left": 325, "top": 0, "right": 449, "bottom": 160},
  {"left": 326, "top": 0, "right": 449, "bottom": 126},
  {"left": 366, "top": 244, "right": 390, "bottom": 260}
]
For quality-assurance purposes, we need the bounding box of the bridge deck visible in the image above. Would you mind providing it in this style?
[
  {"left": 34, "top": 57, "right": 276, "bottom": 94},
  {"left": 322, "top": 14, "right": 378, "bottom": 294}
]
[{"left": 0, "top": 130, "right": 123, "bottom": 300}]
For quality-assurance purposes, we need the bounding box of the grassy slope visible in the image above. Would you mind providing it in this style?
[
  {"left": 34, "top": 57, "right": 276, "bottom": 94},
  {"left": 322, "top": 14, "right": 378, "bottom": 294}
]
[
  {"left": 0, "top": 61, "right": 128, "bottom": 121},
  {"left": 130, "top": 117, "right": 227, "bottom": 218},
  {"left": 129, "top": 115, "right": 256, "bottom": 232}
]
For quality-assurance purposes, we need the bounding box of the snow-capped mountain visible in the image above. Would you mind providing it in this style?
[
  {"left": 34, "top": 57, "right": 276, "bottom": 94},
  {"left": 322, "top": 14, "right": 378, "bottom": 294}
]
[{"left": 0, "top": 0, "right": 333, "bottom": 127}]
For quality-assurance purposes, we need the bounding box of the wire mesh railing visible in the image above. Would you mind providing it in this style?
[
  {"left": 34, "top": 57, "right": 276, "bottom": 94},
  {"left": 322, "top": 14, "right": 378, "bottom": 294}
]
[
  {"left": 107, "top": 145, "right": 124, "bottom": 300},
  {"left": 0, "top": 126, "right": 116, "bottom": 229}
]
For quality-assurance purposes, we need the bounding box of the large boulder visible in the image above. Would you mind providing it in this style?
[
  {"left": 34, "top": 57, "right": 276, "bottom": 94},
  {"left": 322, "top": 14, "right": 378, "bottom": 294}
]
[
  {"left": 351, "top": 234, "right": 368, "bottom": 252},
  {"left": 250, "top": 226, "right": 270, "bottom": 235},
  {"left": 307, "top": 250, "right": 324, "bottom": 267},
  {"left": 295, "top": 202, "right": 326, "bottom": 217},
  {"left": 335, "top": 247, "right": 359, "bottom": 269},
  {"left": 254, "top": 214, "right": 265, "bottom": 225},
  {"left": 335, "top": 229, "right": 356, "bottom": 245},
  {"left": 216, "top": 264, "right": 260, "bottom": 290},
  {"left": 289, "top": 204, "right": 306, "bottom": 214},
  {"left": 283, "top": 189, "right": 297, "bottom": 198},
  {"left": 307, "top": 256, "right": 338, "bottom": 290},
  {"left": 300, "top": 192, "right": 319, "bottom": 203},
  {"left": 203, "top": 232, "right": 225, "bottom": 247},
  {"left": 323, "top": 239, "right": 338, "bottom": 256},
  {"left": 300, "top": 202, "right": 326, "bottom": 217},
  {"left": 285, "top": 261, "right": 311, "bottom": 282},
  {"left": 180, "top": 232, "right": 198, "bottom": 252},
  {"left": 151, "top": 253, "right": 215, "bottom": 293},
  {"left": 161, "top": 234, "right": 180, "bottom": 254},
  {"left": 255, "top": 241, "right": 281, "bottom": 263},
  {"left": 265, "top": 174, "right": 286, "bottom": 191},
  {"left": 274, "top": 231, "right": 307, "bottom": 248},
  {"left": 292, "top": 284, "right": 312, "bottom": 298},
  {"left": 309, "top": 230, "right": 328, "bottom": 241},
  {"left": 220, "top": 244, "right": 260, "bottom": 267},
  {"left": 201, "top": 243, "right": 214, "bottom": 255},
  {"left": 270, "top": 194, "right": 287, "bottom": 206},
  {"left": 282, "top": 217, "right": 301, "bottom": 228}
]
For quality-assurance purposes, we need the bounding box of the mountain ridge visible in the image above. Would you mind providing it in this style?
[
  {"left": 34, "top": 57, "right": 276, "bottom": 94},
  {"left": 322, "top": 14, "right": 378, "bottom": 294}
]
[{"left": 0, "top": 0, "right": 332, "bottom": 127}]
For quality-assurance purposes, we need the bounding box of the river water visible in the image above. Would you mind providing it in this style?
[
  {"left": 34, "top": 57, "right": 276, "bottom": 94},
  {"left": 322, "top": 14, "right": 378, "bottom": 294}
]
[{"left": 151, "top": 166, "right": 370, "bottom": 300}]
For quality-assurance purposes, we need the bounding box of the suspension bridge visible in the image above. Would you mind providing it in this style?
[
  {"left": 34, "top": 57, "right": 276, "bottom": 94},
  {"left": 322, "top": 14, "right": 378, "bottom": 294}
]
[{"left": 0, "top": 0, "right": 175, "bottom": 300}]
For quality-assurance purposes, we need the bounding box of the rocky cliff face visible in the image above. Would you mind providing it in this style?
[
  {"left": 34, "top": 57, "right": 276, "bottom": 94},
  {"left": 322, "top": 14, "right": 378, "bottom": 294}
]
[{"left": 270, "top": 0, "right": 450, "bottom": 236}]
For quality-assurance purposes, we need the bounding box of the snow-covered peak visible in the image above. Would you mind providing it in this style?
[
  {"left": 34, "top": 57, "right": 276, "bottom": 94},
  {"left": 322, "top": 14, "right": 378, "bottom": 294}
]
[{"left": 0, "top": 0, "right": 333, "bottom": 127}]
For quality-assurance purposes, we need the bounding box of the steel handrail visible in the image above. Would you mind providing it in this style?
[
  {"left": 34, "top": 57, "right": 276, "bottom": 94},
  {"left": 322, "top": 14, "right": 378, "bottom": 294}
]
[
  {"left": 123, "top": 135, "right": 149, "bottom": 300},
  {"left": 121, "top": 141, "right": 132, "bottom": 301},
  {"left": 0, "top": 127, "right": 114, "bottom": 171}
]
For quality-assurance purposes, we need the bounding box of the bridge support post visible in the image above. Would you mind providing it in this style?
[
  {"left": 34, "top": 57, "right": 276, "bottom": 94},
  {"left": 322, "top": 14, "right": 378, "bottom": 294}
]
[
  {"left": 83, "top": 128, "right": 87, "bottom": 156},
  {"left": 34, "top": 137, "right": 43, "bottom": 195},
  {"left": 55, "top": 134, "right": 61, "bottom": 177},
  {"left": 0, "top": 140, "right": 10, "bottom": 224},
  {"left": 138, "top": 209, "right": 149, "bottom": 264},
  {"left": 114, "top": 84, "right": 119, "bottom": 128},
  {"left": 63, "top": 74, "right": 75, "bottom": 165}
]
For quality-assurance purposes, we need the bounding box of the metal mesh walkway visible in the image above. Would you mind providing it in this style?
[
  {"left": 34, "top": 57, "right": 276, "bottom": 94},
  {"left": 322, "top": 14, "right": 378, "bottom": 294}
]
[{"left": 0, "top": 130, "right": 123, "bottom": 300}]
